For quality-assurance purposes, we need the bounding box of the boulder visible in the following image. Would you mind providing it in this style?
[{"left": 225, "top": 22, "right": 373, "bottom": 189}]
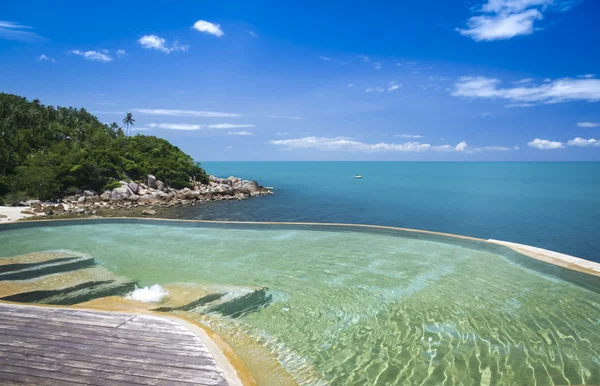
[
  {"left": 142, "top": 209, "right": 156, "bottom": 216},
  {"left": 43, "top": 205, "right": 55, "bottom": 215},
  {"left": 129, "top": 194, "right": 140, "bottom": 201},
  {"left": 128, "top": 182, "right": 139, "bottom": 194},
  {"left": 110, "top": 186, "right": 132, "bottom": 200},
  {"left": 20, "top": 210, "right": 35, "bottom": 215},
  {"left": 54, "top": 204, "right": 65, "bottom": 214},
  {"left": 240, "top": 180, "right": 260, "bottom": 192},
  {"left": 100, "top": 191, "right": 111, "bottom": 201},
  {"left": 83, "top": 190, "right": 97, "bottom": 197},
  {"left": 147, "top": 175, "right": 157, "bottom": 189},
  {"left": 156, "top": 180, "right": 165, "bottom": 191},
  {"left": 77, "top": 196, "right": 87, "bottom": 203},
  {"left": 27, "top": 200, "right": 42, "bottom": 208},
  {"left": 0, "top": 214, "right": 7, "bottom": 218}
]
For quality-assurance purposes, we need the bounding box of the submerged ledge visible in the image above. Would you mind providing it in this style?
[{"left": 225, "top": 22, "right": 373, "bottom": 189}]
[{"left": 2, "top": 217, "right": 599, "bottom": 280}]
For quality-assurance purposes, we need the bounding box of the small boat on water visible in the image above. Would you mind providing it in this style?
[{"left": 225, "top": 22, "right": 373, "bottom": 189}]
[{"left": 355, "top": 175, "right": 363, "bottom": 179}]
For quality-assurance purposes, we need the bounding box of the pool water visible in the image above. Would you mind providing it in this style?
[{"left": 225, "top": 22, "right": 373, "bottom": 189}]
[{"left": 1, "top": 221, "right": 599, "bottom": 385}]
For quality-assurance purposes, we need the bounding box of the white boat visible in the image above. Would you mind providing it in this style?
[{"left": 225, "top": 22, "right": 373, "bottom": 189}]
[{"left": 355, "top": 175, "right": 363, "bottom": 179}]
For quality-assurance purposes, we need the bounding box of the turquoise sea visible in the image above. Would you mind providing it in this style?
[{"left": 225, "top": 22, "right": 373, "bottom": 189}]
[{"left": 182, "top": 162, "right": 600, "bottom": 263}]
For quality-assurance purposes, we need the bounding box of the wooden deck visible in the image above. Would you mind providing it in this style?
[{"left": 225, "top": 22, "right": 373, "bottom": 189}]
[{"left": 0, "top": 302, "right": 233, "bottom": 385}]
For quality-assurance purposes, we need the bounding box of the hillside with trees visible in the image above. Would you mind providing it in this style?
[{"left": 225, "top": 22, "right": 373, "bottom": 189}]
[{"left": 0, "top": 93, "right": 208, "bottom": 204}]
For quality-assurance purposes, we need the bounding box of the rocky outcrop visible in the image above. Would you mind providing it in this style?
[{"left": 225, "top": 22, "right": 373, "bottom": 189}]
[{"left": 27, "top": 174, "right": 273, "bottom": 217}]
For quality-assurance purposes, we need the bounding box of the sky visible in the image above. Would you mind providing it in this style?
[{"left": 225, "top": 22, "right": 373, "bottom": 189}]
[{"left": 1, "top": 0, "right": 600, "bottom": 161}]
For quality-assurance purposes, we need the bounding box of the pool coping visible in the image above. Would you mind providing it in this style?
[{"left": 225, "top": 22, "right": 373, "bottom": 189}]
[{"left": 1, "top": 217, "right": 599, "bottom": 279}]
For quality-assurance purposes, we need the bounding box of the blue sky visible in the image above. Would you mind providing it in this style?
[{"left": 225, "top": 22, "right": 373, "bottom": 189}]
[{"left": 1, "top": 0, "right": 599, "bottom": 161}]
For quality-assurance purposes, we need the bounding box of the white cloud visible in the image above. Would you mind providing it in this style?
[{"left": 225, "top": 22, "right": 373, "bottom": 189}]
[
  {"left": 396, "top": 134, "right": 423, "bottom": 139},
  {"left": 145, "top": 123, "right": 253, "bottom": 130},
  {"left": 513, "top": 78, "right": 534, "bottom": 84},
  {"left": 38, "top": 54, "right": 55, "bottom": 62},
  {"left": 90, "top": 110, "right": 126, "bottom": 115},
  {"left": 116, "top": 49, "right": 126, "bottom": 57},
  {"left": 514, "top": 145, "right": 520, "bottom": 150},
  {"left": 207, "top": 124, "right": 255, "bottom": 129},
  {"left": 348, "top": 84, "right": 354, "bottom": 88},
  {"left": 70, "top": 50, "right": 112, "bottom": 62},
  {"left": 480, "top": 112, "right": 492, "bottom": 117},
  {"left": 192, "top": 20, "right": 224, "bottom": 37},
  {"left": 267, "top": 115, "right": 303, "bottom": 120},
  {"left": 269, "top": 137, "right": 506, "bottom": 153},
  {"left": 478, "top": 146, "right": 512, "bottom": 151},
  {"left": 577, "top": 122, "right": 600, "bottom": 128},
  {"left": 452, "top": 76, "right": 600, "bottom": 105},
  {"left": 0, "top": 20, "right": 45, "bottom": 42},
  {"left": 147, "top": 123, "right": 201, "bottom": 130},
  {"left": 374, "top": 62, "right": 382, "bottom": 70},
  {"left": 527, "top": 138, "right": 565, "bottom": 149},
  {"left": 357, "top": 55, "right": 371, "bottom": 63},
  {"left": 567, "top": 137, "right": 600, "bottom": 147},
  {"left": 248, "top": 30, "right": 258, "bottom": 38},
  {"left": 365, "top": 87, "right": 384, "bottom": 93},
  {"left": 228, "top": 131, "right": 254, "bottom": 136},
  {"left": 578, "top": 74, "right": 596, "bottom": 79},
  {"left": 455, "top": 141, "right": 468, "bottom": 152},
  {"left": 319, "top": 56, "right": 332, "bottom": 61},
  {"left": 388, "top": 82, "right": 401, "bottom": 92},
  {"left": 133, "top": 108, "right": 240, "bottom": 117},
  {"left": 276, "top": 132, "right": 289, "bottom": 136},
  {"left": 138, "top": 35, "right": 188, "bottom": 54},
  {"left": 457, "top": 0, "right": 573, "bottom": 41}
]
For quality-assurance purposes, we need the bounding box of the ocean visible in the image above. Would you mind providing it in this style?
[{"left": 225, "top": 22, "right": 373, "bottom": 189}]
[{"left": 178, "top": 162, "right": 600, "bottom": 263}]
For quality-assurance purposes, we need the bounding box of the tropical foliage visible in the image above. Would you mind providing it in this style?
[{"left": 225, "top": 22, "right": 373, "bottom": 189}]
[{"left": 0, "top": 93, "right": 208, "bottom": 204}]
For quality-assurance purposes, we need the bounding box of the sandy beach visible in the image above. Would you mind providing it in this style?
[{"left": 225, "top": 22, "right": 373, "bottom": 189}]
[{"left": 0, "top": 206, "right": 34, "bottom": 223}]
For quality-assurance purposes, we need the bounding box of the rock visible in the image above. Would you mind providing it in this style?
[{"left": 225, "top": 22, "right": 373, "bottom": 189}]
[
  {"left": 33, "top": 207, "right": 45, "bottom": 213},
  {"left": 54, "top": 204, "right": 65, "bottom": 214},
  {"left": 110, "top": 186, "right": 132, "bottom": 200},
  {"left": 147, "top": 175, "right": 157, "bottom": 189},
  {"left": 129, "top": 194, "right": 140, "bottom": 201},
  {"left": 137, "top": 188, "right": 149, "bottom": 196},
  {"left": 156, "top": 180, "right": 165, "bottom": 191},
  {"left": 0, "top": 214, "right": 7, "bottom": 218},
  {"left": 128, "top": 182, "right": 139, "bottom": 194},
  {"left": 142, "top": 209, "right": 156, "bottom": 216},
  {"left": 20, "top": 210, "right": 35, "bottom": 215},
  {"left": 100, "top": 191, "right": 111, "bottom": 201},
  {"left": 27, "top": 200, "right": 42, "bottom": 208},
  {"left": 43, "top": 205, "right": 55, "bottom": 215},
  {"left": 240, "top": 180, "right": 260, "bottom": 192},
  {"left": 83, "top": 190, "right": 97, "bottom": 197},
  {"left": 77, "top": 196, "right": 87, "bottom": 203}
]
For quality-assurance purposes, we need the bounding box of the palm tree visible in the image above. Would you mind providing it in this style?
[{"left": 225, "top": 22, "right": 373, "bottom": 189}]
[{"left": 122, "top": 112, "right": 135, "bottom": 138}]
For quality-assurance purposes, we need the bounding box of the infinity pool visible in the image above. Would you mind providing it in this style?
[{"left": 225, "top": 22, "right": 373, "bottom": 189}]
[{"left": 1, "top": 220, "right": 599, "bottom": 385}]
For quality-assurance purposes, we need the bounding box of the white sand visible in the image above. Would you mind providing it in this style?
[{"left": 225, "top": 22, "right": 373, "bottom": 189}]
[{"left": 0, "top": 206, "right": 35, "bottom": 223}]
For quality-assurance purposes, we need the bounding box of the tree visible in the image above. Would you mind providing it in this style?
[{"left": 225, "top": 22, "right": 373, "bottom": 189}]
[{"left": 122, "top": 112, "right": 135, "bottom": 138}]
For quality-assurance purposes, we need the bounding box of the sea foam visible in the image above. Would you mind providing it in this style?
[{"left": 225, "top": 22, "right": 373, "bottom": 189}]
[{"left": 126, "top": 284, "right": 168, "bottom": 303}]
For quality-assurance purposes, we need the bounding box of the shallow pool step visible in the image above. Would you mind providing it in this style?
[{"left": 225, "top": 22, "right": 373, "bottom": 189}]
[
  {"left": 162, "top": 287, "right": 273, "bottom": 318},
  {"left": 0, "top": 256, "right": 95, "bottom": 281},
  {"left": 1, "top": 278, "right": 138, "bottom": 305}
]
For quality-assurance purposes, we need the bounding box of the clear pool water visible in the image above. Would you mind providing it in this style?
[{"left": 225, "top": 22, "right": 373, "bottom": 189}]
[{"left": 1, "top": 220, "right": 599, "bottom": 385}]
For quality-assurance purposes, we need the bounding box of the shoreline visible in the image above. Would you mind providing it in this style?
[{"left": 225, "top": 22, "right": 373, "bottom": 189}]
[{"left": 2, "top": 217, "right": 599, "bottom": 279}]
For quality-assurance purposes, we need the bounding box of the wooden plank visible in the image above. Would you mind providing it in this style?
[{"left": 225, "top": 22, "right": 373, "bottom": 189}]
[
  {"left": 0, "top": 346, "right": 221, "bottom": 378},
  {"left": 0, "top": 356, "right": 226, "bottom": 386},
  {"left": 0, "top": 370, "right": 88, "bottom": 386},
  {"left": 0, "top": 330, "right": 210, "bottom": 358},
  {"left": 0, "top": 323, "right": 208, "bottom": 353},
  {"left": 0, "top": 310, "right": 123, "bottom": 327},
  {"left": 4, "top": 352, "right": 225, "bottom": 386},
  {"left": 0, "top": 363, "right": 130, "bottom": 386},
  {"left": 0, "top": 316, "right": 199, "bottom": 346},
  {"left": 0, "top": 339, "right": 216, "bottom": 370}
]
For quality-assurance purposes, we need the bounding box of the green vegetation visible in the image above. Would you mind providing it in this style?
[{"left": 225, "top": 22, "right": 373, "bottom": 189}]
[{"left": 0, "top": 93, "right": 209, "bottom": 204}]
